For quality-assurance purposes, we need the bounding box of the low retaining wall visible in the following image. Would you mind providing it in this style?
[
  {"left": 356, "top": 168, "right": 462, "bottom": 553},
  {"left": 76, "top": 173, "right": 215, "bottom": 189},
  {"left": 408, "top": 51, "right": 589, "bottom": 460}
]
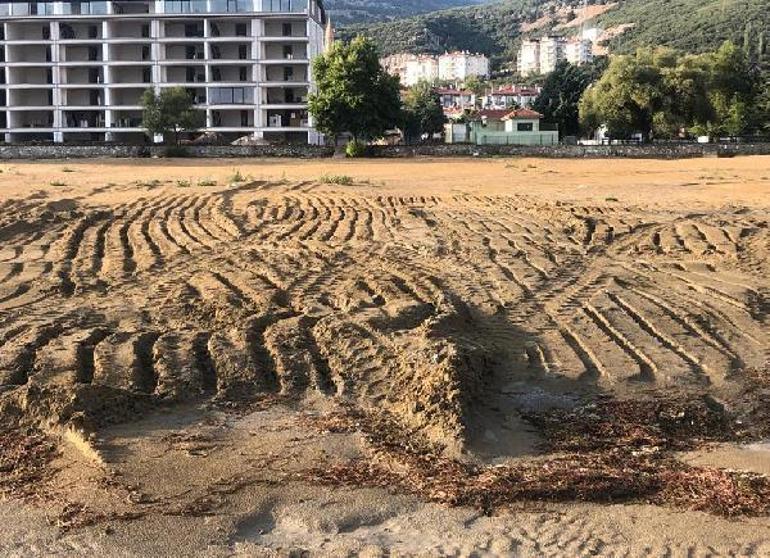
[
  {"left": 0, "top": 144, "right": 335, "bottom": 160},
  {"left": 0, "top": 143, "right": 768, "bottom": 160},
  {"left": 370, "top": 143, "right": 770, "bottom": 159}
]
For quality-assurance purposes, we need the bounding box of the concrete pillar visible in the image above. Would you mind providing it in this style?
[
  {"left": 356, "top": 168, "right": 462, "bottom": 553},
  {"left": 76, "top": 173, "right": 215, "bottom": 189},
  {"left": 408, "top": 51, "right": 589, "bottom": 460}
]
[
  {"left": 50, "top": 21, "right": 63, "bottom": 142},
  {"left": 151, "top": 20, "right": 162, "bottom": 89},
  {"left": 102, "top": 21, "right": 112, "bottom": 130},
  {"left": 253, "top": 18, "right": 262, "bottom": 131}
]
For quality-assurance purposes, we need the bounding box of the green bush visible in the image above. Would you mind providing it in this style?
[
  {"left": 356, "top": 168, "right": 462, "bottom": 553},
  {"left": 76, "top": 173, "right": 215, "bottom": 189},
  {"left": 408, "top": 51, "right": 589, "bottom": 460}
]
[
  {"left": 345, "top": 140, "right": 368, "bottom": 158},
  {"left": 229, "top": 169, "right": 248, "bottom": 183},
  {"left": 319, "top": 174, "right": 354, "bottom": 185}
]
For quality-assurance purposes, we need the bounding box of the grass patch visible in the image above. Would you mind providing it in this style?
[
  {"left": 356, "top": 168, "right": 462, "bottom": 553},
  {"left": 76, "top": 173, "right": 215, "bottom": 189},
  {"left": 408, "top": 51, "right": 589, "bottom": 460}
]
[
  {"left": 319, "top": 174, "right": 354, "bottom": 186},
  {"left": 50, "top": 180, "right": 67, "bottom": 187},
  {"left": 197, "top": 178, "right": 217, "bottom": 187},
  {"left": 176, "top": 179, "right": 192, "bottom": 188},
  {"left": 61, "top": 167, "right": 76, "bottom": 173},
  {"left": 605, "top": 197, "right": 619, "bottom": 202},
  {"left": 229, "top": 169, "right": 248, "bottom": 183}
]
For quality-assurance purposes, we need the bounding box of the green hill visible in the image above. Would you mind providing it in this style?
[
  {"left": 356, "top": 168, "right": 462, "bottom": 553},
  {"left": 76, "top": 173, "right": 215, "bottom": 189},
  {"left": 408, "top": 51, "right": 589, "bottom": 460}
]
[
  {"left": 597, "top": 0, "right": 767, "bottom": 55},
  {"left": 339, "top": 0, "right": 768, "bottom": 65},
  {"left": 337, "top": 0, "right": 542, "bottom": 62},
  {"left": 324, "top": 0, "right": 488, "bottom": 24}
]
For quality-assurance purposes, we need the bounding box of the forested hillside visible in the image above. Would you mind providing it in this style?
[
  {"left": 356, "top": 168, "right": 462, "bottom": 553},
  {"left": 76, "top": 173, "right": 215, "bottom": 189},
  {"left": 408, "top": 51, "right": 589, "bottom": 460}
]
[
  {"left": 597, "top": 0, "right": 768, "bottom": 55},
  {"left": 324, "top": 0, "right": 487, "bottom": 24},
  {"left": 338, "top": 0, "right": 768, "bottom": 65},
  {"left": 337, "top": 0, "right": 544, "bottom": 61}
]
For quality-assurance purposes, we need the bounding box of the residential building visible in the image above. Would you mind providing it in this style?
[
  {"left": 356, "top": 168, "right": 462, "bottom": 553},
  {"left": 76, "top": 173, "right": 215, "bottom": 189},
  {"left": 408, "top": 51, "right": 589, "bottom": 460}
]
[
  {"left": 482, "top": 85, "right": 541, "bottom": 109},
  {"left": 437, "top": 51, "right": 489, "bottom": 82},
  {"left": 517, "top": 39, "right": 539, "bottom": 77},
  {"left": 381, "top": 53, "right": 410, "bottom": 81},
  {"left": 538, "top": 36, "right": 565, "bottom": 75},
  {"left": 445, "top": 107, "right": 558, "bottom": 146},
  {"left": 581, "top": 26, "right": 603, "bottom": 44},
  {"left": 404, "top": 55, "right": 438, "bottom": 86},
  {"left": 518, "top": 36, "right": 594, "bottom": 77},
  {"left": 565, "top": 39, "right": 593, "bottom": 66},
  {"left": 383, "top": 51, "right": 489, "bottom": 86},
  {"left": 436, "top": 88, "right": 475, "bottom": 111},
  {"left": 0, "top": 0, "right": 327, "bottom": 145}
]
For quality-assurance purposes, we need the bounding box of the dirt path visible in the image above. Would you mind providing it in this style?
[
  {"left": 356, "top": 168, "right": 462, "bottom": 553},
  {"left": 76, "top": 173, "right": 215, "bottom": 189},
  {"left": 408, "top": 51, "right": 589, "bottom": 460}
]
[{"left": 0, "top": 157, "right": 768, "bottom": 555}]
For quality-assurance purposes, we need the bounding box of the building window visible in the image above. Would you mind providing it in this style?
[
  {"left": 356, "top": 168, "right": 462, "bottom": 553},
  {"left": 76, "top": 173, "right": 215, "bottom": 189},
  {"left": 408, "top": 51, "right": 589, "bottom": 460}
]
[
  {"left": 517, "top": 122, "right": 533, "bottom": 132},
  {"left": 210, "top": 87, "right": 254, "bottom": 104}
]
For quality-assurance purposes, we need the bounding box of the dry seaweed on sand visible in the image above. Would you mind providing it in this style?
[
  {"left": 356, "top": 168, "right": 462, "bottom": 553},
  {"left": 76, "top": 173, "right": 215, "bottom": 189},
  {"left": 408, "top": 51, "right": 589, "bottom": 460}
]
[
  {"left": 299, "top": 402, "right": 770, "bottom": 517},
  {"left": 0, "top": 429, "right": 59, "bottom": 500},
  {"left": 521, "top": 396, "right": 737, "bottom": 452}
]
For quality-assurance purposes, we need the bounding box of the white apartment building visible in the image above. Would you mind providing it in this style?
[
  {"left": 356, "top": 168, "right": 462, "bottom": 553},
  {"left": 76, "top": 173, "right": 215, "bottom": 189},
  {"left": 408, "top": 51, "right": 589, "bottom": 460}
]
[
  {"left": 518, "top": 36, "right": 593, "bottom": 77},
  {"left": 384, "top": 51, "right": 489, "bottom": 87},
  {"left": 437, "top": 51, "right": 489, "bottom": 82},
  {"left": 538, "top": 36, "right": 565, "bottom": 75},
  {"left": 516, "top": 39, "right": 539, "bottom": 78},
  {"left": 565, "top": 38, "right": 593, "bottom": 66},
  {"left": 403, "top": 54, "right": 438, "bottom": 86},
  {"left": 0, "top": 0, "right": 327, "bottom": 144}
]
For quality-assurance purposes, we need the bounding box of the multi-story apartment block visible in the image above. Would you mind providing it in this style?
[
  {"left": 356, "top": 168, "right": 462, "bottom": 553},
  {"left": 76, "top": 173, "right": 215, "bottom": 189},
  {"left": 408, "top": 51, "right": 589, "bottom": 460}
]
[
  {"left": 403, "top": 54, "right": 438, "bottom": 86},
  {"left": 516, "top": 39, "right": 539, "bottom": 78},
  {"left": 538, "top": 36, "right": 565, "bottom": 75},
  {"left": 437, "top": 51, "right": 489, "bottom": 82},
  {"left": 518, "top": 36, "right": 594, "bottom": 77},
  {"left": 0, "top": 0, "right": 327, "bottom": 145},
  {"left": 565, "top": 38, "right": 593, "bottom": 66},
  {"left": 383, "top": 51, "right": 489, "bottom": 87}
]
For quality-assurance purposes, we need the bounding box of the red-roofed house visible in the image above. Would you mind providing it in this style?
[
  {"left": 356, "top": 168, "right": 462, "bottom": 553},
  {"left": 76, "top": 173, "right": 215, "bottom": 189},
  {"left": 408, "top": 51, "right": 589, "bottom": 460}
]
[
  {"left": 482, "top": 85, "right": 541, "bottom": 109},
  {"left": 436, "top": 88, "right": 476, "bottom": 110},
  {"left": 502, "top": 108, "right": 544, "bottom": 133},
  {"left": 446, "top": 106, "right": 559, "bottom": 145}
]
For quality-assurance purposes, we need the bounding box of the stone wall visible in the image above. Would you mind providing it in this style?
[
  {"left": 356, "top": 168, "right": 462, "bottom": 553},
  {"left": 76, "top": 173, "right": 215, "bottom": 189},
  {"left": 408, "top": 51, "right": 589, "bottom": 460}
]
[
  {"left": 0, "top": 144, "right": 148, "bottom": 160},
  {"left": 0, "top": 142, "right": 768, "bottom": 160},
  {"left": 369, "top": 143, "right": 770, "bottom": 159}
]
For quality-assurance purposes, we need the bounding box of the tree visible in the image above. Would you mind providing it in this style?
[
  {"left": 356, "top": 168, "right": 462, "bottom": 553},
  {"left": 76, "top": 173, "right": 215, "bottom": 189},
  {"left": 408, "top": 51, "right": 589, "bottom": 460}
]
[
  {"left": 402, "top": 80, "right": 446, "bottom": 143},
  {"left": 580, "top": 42, "right": 764, "bottom": 141},
  {"left": 579, "top": 49, "right": 672, "bottom": 141},
  {"left": 697, "top": 41, "right": 760, "bottom": 136},
  {"left": 533, "top": 59, "right": 606, "bottom": 137},
  {"left": 141, "top": 87, "right": 204, "bottom": 146},
  {"left": 308, "top": 36, "right": 402, "bottom": 145},
  {"left": 463, "top": 75, "right": 486, "bottom": 99}
]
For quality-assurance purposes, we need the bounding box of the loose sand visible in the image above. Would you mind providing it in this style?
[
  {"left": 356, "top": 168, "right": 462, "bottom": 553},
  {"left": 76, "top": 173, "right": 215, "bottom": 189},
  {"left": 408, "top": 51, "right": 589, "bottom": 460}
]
[{"left": 0, "top": 156, "right": 768, "bottom": 556}]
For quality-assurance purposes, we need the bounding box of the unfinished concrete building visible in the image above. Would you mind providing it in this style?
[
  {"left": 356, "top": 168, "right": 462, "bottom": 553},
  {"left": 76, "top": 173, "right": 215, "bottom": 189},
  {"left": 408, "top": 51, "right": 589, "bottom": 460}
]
[{"left": 0, "top": 0, "right": 326, "bottom": 144}]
